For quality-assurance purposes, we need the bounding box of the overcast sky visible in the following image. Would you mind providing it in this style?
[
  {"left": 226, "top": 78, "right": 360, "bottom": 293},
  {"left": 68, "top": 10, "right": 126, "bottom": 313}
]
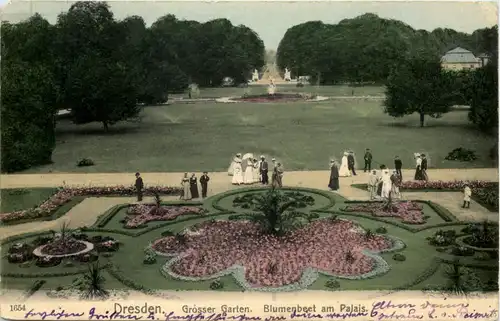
[{"left": 1, "top": 1, "right": 498, "bottom": 49}]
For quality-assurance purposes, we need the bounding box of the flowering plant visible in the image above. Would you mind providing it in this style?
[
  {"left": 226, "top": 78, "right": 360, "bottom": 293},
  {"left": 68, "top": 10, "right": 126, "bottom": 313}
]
[
  {"left": 342, "top": 201, "right": 425, "bottom": 224},
  {"left": 400, "top": 180, "right": 494, "bottom": 190},
  {"left": 125, "top": 205, "right": 205, "bottom": 228},
  {"left": 152, "top": 218, "right": 399, "bottom": 288},
  {"left": 0, "top": 185, "right": 182, "bottom": 223}
]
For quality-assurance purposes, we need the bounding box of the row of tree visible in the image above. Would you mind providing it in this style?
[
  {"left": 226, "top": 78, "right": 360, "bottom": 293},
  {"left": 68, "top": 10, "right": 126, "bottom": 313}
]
[
  {"left": 1, "top": 1, "right": 265, "bottom": 172},
  {"left": 276, "top": 13, "right": 495, "bottom": 84}
]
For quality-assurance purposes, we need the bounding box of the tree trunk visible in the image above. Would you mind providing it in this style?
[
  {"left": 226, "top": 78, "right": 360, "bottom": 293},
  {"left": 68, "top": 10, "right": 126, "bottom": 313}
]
[
  {"left": 419, "top": 113, "right": 425, "bottom": 127},
  {"left": 103, "top": 121, "right": 109, "bottom": 132}
]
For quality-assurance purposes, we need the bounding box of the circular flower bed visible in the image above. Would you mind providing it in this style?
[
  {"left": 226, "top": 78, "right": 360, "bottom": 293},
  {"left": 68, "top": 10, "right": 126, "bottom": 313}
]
[
  {"left": 40, "top": 238, "right": 88, "bottom": 256},
  {"left": 233, "top": 191, "right": 315, "bottom": 210},
  {"left": 124, "top": 205, "right": 205, "bottom": 228},
  {"left": 342, "top": 201, "right": 425, "bottom": 224},
  {"left": 152, "top": 218, "right": 399, "bottom": 288},
  {"left": 233, "top": 93, "right": 307, "bottom": 103}
]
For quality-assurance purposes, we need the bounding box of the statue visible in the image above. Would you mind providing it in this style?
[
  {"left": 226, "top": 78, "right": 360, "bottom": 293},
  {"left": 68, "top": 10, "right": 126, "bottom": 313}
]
[
  {"left": 284, "top": 67, "right": 291, "bottom": 82},
  {"left": 252, "top": 69, "right": 259, "bottom": 82}
]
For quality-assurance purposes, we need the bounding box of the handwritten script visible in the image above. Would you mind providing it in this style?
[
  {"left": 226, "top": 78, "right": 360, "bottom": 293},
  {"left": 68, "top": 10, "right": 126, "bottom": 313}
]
[{"left": 21, "top": 300, "right": 498, "bottom": 321}]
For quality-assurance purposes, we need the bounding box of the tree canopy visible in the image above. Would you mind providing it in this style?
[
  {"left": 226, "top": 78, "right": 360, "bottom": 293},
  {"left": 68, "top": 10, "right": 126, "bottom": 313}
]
[{"left": 277, "top": 13, "right": 495, "bottom": 84}]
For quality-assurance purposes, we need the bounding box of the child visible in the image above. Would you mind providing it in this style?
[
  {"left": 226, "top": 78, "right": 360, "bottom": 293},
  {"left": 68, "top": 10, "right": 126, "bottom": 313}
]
[
  {"left": 463, "top": 184, "right": 472, "bottom": 208},
  {"left": 200, "top": 172, "right": 210, "bottom": 198}
]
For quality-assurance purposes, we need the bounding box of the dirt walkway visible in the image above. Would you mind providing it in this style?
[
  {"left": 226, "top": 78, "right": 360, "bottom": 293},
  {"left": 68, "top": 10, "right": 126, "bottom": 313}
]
[{"left": 0, "top": 168, "right": 497, "bottom": 241}]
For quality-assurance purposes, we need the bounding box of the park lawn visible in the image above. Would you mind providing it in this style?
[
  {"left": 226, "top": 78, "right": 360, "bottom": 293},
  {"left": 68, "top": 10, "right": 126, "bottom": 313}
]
[
  {"left": 0, "top": 188, "right": 58, "bottom": 213},
  {"left": 22, "top": 98, "right": 495, "bottom": 174},
  {"left": 169, "top": 84, "right": 386, "bottom": 99}
]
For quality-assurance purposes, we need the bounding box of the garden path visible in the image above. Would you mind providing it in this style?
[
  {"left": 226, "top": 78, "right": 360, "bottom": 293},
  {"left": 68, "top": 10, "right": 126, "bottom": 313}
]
[{"left": 0, "top": 168, "right": 497, "bottom": 241}]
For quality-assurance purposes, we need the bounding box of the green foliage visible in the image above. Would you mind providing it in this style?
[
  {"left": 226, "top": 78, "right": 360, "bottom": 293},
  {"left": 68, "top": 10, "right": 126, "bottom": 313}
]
[
  {"left": 1, "top": 60, "right": 58, "bottom": 172},
  {"left": 384, "top": 55, "right": 455, "bottom": 127},
  {"left": 80, "top": 261, "right": 110, "bottom": 300},
  {"left": 472, "top": 185, "right": 499, "bottom": 212},
  {"left": 375, "top": 227, "right": 387, "bottom": 234},
  {"left": 466, "top": 62, "right": 498, "bottom": 134},
  {"left": 445, "top": 148, "right": 477, "bottom": 162},
  {"left": 209, "top": 279, "right": 224, "bottom": 290},
  {"left": 325, "top": 279, "right": 340, "bottom": 289},
  {"left": 77, "top": 158, "right": 95, "bottom": 167},
  {"left": 428, "top": 230, "right": 457, "bottom": 247},
  {"left": 442, "top": 261, "right": 483, "bottom": 296},
  {"left": 236, "top": 187, "right": 312, "bottom": 236},
  {"left": 392, "top": 253, "right": 406, "bottom": 262}
]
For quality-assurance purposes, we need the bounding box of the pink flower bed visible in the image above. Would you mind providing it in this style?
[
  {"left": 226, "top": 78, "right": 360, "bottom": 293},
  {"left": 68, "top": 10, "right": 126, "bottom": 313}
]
[
  {"left": 0, "top": 185, "right": 182, "bottom": 223},
  {"left": 400, "top": 180, "right": 494, "bottom": 190},
  {"left": 152, "top": 219, "right": 392, "bottom": 287},
  {"left": 342, "top": 201, "right": 425, "bottom": 224},
  {"left": 125, "top": 205, "right": 205, "bottom": 228}
]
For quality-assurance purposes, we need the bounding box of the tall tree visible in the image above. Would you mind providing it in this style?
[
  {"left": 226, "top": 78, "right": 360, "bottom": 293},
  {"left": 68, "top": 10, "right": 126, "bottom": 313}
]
[{"left": 384, "top": 54, "right": 455, "bottom": 127}]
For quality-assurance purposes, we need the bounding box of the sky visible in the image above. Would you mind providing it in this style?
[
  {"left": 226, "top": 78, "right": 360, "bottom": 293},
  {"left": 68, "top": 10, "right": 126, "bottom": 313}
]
[{"left": 1, "top": 1, "right": 498, "bottom": 49}]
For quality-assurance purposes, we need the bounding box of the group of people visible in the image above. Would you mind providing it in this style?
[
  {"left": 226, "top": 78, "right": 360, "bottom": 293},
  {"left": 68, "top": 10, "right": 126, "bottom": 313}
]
[
  {"left": 228, "top": 153, "right": 284, "bottom": 187},
  {"left": 180, "top": 172, "right": 210, "bottom": 200},
  {"left": 367, "top": 166, "right": 402, "bottom": 200}
]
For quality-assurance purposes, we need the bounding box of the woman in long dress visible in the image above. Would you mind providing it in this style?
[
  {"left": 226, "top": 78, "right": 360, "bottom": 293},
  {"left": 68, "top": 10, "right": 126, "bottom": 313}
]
[
  {"left": 181, "top": 173, "right": 192, "bottom": 200},
  {"left": 328, "top": 160, "right": 340, "bottom": 191},
  {"left": 190, "top": 173, "right": 199, "bottom": 199},
  {"left": 252, "top": 158, "right": 260, "bottom": 183},
  {"left": 414, "top": 154, "right": 424, "bottom": 180},
  {"left": 243, "top": 159, "right": 254, "bottom": 184},
  {"left": 338, "top": 152, "right": 351, "bottom": 177},
  {"left": 381, "top": 169, "right": 392, "bottom": 199},
  {"left": 228, "top": 153, "right": 242, "bottom": 176},
  {"left": 232, "top": 158, "right": 244, "bottom": 185},
  {"left": 390, "top": 171, "right": 401, "bottom": 199}
]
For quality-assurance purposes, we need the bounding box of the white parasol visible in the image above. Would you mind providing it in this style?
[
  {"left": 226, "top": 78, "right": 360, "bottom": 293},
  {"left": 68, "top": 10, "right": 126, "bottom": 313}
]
[{"left": 241, "top": 153, "right": 254, "bottom": 172}]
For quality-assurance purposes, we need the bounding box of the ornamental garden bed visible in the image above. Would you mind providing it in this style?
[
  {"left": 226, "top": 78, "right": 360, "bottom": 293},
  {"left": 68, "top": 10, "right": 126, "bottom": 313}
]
[
  {"left": 0, "top": 186, "right": 182, "bottom": 225},
  {"left": 123, "top": 204, "right": 206, "bottom": 228},
  {"left": 350, "top": 180, "right": 499, "bottom": 212}
]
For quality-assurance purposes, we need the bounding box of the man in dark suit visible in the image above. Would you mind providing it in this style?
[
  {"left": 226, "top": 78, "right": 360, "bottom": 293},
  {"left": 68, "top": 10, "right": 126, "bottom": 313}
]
[
  {"left": 394, "top": 156, "right": 403, "bottom": 180},
  {"left": 200, "top": 172, "right": 210, "bottom": 198},
  {"left": 259, "top": 156, "right": 269, "bottom": 185},
  {"left": 421, "top": 154, "right": 428, "bottom": 181},
  {"left": 134, "top": 172, "right": 144, "bottom": 202},
  {"left": 347, "top": 151, "right": 357, "bottom": 176},
  {"left": 363, "top": 148, "right": 372, "bottom": 172}
]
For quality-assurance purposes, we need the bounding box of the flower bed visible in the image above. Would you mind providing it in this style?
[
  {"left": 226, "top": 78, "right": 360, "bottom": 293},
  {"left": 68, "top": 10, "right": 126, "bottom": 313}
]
[
  {"left": 341, "top": 201, "right": 425, "bottom": 224},
  {"left": 40, "top": 239, "right": 87, "bottom": 256},
  {"left": 233, "top": 93, "right": 306, "bottom": 103},
  {"left": 399, "top": 180, "right": 495, "bottom": 191},
  {"left": 0, "top": 186, "right": 182, "bottom": 223},
  {"left": 124, "top": 205, "right": 205, "bottom": 228},
  {"left": 152, "top": 218, "right": 397, "bottom": 288}
]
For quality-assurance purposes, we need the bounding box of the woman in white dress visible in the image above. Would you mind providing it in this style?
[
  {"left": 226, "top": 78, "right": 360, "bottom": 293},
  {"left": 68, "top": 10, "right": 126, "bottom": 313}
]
[
  {"left": 243, "top": 159, "right": 254, "bottom": 184},
  {"left": 338, "top": 152, "right": 351, "bottom": 177},
  {"left": 228, "top": 153, "right": 242, "bottom": 176},
  {"left": 232, "top": 158, "right": 244, "bottom": 185},
  {"left": 252, "top": 158, "right": 260, "bottom": 183},
  {"left": 381, "top": 169, "right": 393, "bottom": 199}
]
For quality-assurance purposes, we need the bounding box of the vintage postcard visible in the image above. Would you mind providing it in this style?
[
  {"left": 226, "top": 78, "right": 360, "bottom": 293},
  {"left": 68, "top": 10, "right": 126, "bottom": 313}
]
[{"left": 0, "top": 0, "right": 498, "bottom": 320}]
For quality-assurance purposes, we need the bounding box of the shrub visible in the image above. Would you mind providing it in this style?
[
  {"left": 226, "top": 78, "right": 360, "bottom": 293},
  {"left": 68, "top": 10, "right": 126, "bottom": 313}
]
[
  {"left": 228, "top": 215, "right": 242, "bottom": 220},
  {"left": 35, "top": 256, "right": 62, "bottom": 267},
  {"left": 209, "top": 279, "right": 224, "bottom": 290},
  {"left": 435, "top": 247, "right": 447, "bottom": 253},
  {"left": 429, "top": 230, "right": 457, "bottom": 247},
  {"left": 143, "top": 254, "right": 157, "bottom": 265},
  {"left": 392, "top": 253, "right": 406, "bottom": 262},
  {"left": 308, "top": 213, "right": 320, "bottom": 220},
  {"left": 161, "top": 230, "right": 175, "bottom": 237},
  {"left": 56, "top": 286, "right": 64, "bottom": 292},
  {"left": 445, "top": 148, "right": 477, "bottom": 162},
  {"left": 325, "top": 279, "right": 340, "bottom": 289},
  {"left": 474, "top": 252, "right": 491, "bottom": 261},
  {"left": 102, "top": 252, "right": 113, "bottom": 258},
  {"left": 450, "top": 246, "right": 475, "bottom": 257},
  {"left": 77, "top": 158, "right": 95, "bottom": 167},
  {"left": 473, "top": 186, "right": 499, "bottom": 212},
  {"left": 64, "top": 261, "right": 75, "bottom": 268},
  {"left": 375, "top": 227, "right": 387, "bottom": 234}
]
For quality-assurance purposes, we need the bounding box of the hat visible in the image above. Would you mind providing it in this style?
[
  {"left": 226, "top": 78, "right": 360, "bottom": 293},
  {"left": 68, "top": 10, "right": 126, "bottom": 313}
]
[
  {"left": 272, "top": 158, "right": 276, "bottom": 161},
  {"left": 135, "top": 172, "right": 140, "bottom": 176},
  {"left": 236, "top": 153, "right": 242, "bottom": 157},
  {"left": 203, "top": 171, "right": 208, "bottom": 174},
  {"left": 260, "top": 155, "right": 265, "bottom": 159}
]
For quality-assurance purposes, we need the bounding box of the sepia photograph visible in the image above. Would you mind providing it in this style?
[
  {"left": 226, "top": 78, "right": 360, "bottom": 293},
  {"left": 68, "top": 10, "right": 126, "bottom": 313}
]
[{"left": 0, "top": 0, "right": 498, "bottom": 319}]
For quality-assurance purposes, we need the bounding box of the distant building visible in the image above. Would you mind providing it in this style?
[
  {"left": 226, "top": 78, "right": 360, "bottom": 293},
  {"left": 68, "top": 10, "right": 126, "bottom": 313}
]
[{"left": 441, "top": 47, "right": 482, "bottom": 71}]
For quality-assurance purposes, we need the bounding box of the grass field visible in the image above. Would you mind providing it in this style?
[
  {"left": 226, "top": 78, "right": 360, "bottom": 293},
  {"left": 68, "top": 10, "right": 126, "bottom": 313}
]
[
  {"left": 0, "top": 188, "right": 57, "bottom": 213},
  {"left": 22, "top": 86, "right": 496, "bottom": 173}
]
